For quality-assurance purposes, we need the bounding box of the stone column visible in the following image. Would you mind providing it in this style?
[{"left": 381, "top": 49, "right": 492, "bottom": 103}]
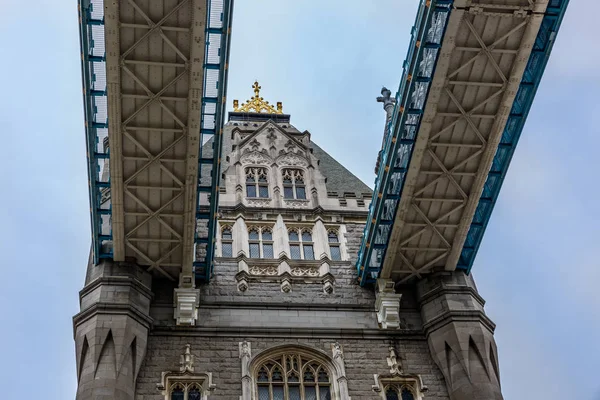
[
  {"left": 73, "top": 257, "right": 153, "bottom": 400},
  {"left": 417, "top": 271, "right": 503, "bottom": 400}
]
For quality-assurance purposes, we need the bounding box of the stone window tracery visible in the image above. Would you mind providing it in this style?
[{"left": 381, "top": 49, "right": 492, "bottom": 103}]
[
  {"left": 282, "top": 169, "right": 306, "bottom": 200},
  {"left": 255, "top": 353, "right": 332, "bottom": 400},
  {"left": 221, "top": 226, "right": 233, "bottom": 257},
  {"left": 288, "top": 228, "right": 314, "bottom": 260},
  {"left": 246, "top": 167, "right": 269, "bottom": 198},
  {"left": 158, "top": 345, "right": 215, "bottom": 400},
  {"left": 327, "top": 230, "right": 341, "bottom": 261},
  {"left": 249, "top": 226, "right": 274, "bottom": 259},
  {"left": 384, "top": 384, "right": 415, "bottom": 400}
]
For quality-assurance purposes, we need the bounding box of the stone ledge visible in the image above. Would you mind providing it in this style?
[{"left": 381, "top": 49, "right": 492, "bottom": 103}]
[
  {"left": 73, "top": 302, "right": 154, "bottom": 337},
  {"left": 422, "top": 310, "right": 496, "bottom": 337},
  {"left": 79, "top": 275, "right": 154, "bottom": 301},
  {"left": 417, "top": 284, "right": 486, "bottom": 308},
  {"left": 148, "top": 326, "right": 427, "bottom": 340}
]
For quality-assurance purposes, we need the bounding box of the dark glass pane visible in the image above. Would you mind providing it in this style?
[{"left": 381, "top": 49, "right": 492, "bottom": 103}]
[
  {"left": 259, "top": 185, "right": 269, "bottom": 198},
  {"left": 273, "top": 385, "right": 284, "bottom": 400},
  {"left": 284, "top": 186, "right": 294, "bottom": 199},
  {"left": 263, "top": 244, "right": 274, "bottom": 259},
  {"left": 288, "top": 372, "right": 299, "bottom": 383},
  {"left": 305, "top": 386, "right": 317, "bottom": 400},
  {"left": 249, "top": 230, "right": 260, "bottom": 240},
  {"left": 250, "top": 243, "right": 260, "bottom": 258},
  {"left": 188, "top": 388, "right": 201, "bottom": 400},
  {"left": 386, "top": 388, "right": 399, "bottom": 400},
  {"left": 262, "top": 231, "right": 272, "bottom": 241},
  {"left": 290, "top": 245, "right": 301, "bottom": 260},
  {"left": 289, "top": 231, "right": 299, "bottom": 241},
  {"left": 303, "top": 245, "right": 314, "bottom": 260},
  {"left": 247, "top": 184, "right": 257, "bottom": 197},
  {"left": 304, "top": 369, "right": 315, "bottom": 382},
  {"left": 319, "top": 386, "right": 331, "bottom": 400},
  {"left": 328, "top": 232, "right": 338, "bottom": 242},
  {"left": 301, "top": 231, "right": 312, "bottom": 241},
  {"left": 258, "top": 385, "right": 270, "bottom": 400},
  {"left": 272, "top": 367, "right": 284, "bottom": 382},
  {"left": 401, "top": 388, "right": 415, "bottom": 400},
  {"left": 317, "top": 369, "right": 329, "bottom": 382},
  {"left": 289, "top": 385, "right": 301, "bottom": 400},
  {"left": 222, "top": 229, "right": 232, "bottom": 240},
  {"left": 330, "top": 246, "right": 341, "bottom": 261},
  {"left": 222, "top": 242, "right": 233, "bottom": 257},
  {"left": 296, "top": 186, "right": 306, "bottom": 199},
  {"left": 258, "top": 367, "right": 269, "bottom": 382},
  {"left": 171, "top": 388, "right": 184, "bottom": 400}
]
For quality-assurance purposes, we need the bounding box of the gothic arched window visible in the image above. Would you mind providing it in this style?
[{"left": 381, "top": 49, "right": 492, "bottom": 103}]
[
  {"left": 288, "top": 228, "right": 314, "bottom": 260},
  {"left": 255, "top": 353, "right": 332, "bottom": 400},
  {"left": 384, "top": 384, "right": 416, "bottom": 400},
  {"left": 282, "top": 169, "right": 306, "bottom": 200},
  {"left": 221, "top": 226, "right": 233, "bottom": 257},
  {"left": 249, "top": 227, "right": 274, "bottom": 258},
  {"left": 327, "top": 230, "right": 341, "bottom": 261},
  {"left": 246, "top": 167, "right": 269, "bottom": 198}
]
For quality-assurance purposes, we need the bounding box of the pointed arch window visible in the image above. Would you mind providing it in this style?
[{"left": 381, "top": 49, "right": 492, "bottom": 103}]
[
  {"left": 169, "top": 383, "right": 204, "bottom": 400},
  {"left": 288, "top": 228, "right": 314, "bottom": 260},
  {"left": 249, "top": 227, "right": 274, "bottom": 258},
  {"left": 327, "top": 230, "right": 341, "bottom": 261},
  {"left": 247, "top": 167, "right": 269, "bottom": 198},
  {"left": 255, "top": 353, "right": 332, "bottom": 400},
  {"left": 282, "top": 169, "right": 306, "bottom": 200}
]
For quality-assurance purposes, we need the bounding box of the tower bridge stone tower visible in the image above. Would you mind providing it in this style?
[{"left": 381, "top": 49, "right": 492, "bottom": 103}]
[{"left": 74, "top": 82, "right": 503, "bottom": 400}]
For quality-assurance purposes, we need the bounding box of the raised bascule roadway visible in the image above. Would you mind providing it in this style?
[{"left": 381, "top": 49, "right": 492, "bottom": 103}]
[{"left": 78, "top": 0, "right": 568, "bottom": 290}]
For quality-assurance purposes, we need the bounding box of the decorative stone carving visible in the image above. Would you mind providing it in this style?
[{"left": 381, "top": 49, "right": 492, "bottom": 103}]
[
  {"left": 240, "top": 150, "right": 272, "bottom": 165},
  {"left": 180, "top": 344, "right": 195, "bottom": 373},
  {"left": 280, "top": 278, "right": 292, "bottom": 293},
  {"left": 290, "top": 266, "right": 320, "bottom": 277},
  {"left": 278, "top": 153, "right": 308, "bottom": 167},
  {"left": 375, "top": 279, "right": 402, "bottom": 330},
  {"left": 387, "top": 346, "right": 403, "bottom": 375},
  {"left": 323, "top": 279, "right": 334, "bottom": 294},
  {"left": 330, "top": 342, "right": 350, "bottom": 400},
  {"left": 237, "top": 277, "right": 248, "bottom": 292},
  {"left": 246, "top": 198, "right": 272, "bottom": 207},
  {"left": 157, "top": 345, "right": 216, "bottom": 400},
  {"left": 174, "top": 288, "right": 200, "bottom": 326},
  {"left": 283, "top": 198, "right": 310, "bottom": 208},
  {"left": 239, "top": 341, "right": 253, "bottom": 400},
  {"left": 249, "top": 265, "right": 278, "bottom": 276}
]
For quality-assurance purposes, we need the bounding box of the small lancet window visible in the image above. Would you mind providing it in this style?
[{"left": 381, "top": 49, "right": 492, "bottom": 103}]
[
  {"left": 327, "top": 230, "right": 341, "bottom": 261},
  {"left": 282, "top": 169, "right": 306, "bottom": 200},
  {"left": 221, "top": 226, "right": 233, "bottom": 257},
  {"left": 246, "top": 167, "right": 269, "bottom": 198}
]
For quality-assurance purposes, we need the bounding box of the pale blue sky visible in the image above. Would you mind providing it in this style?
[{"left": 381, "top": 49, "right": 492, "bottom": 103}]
[{"left": 0, "top": 0, "right": 598, "bottom": 399}]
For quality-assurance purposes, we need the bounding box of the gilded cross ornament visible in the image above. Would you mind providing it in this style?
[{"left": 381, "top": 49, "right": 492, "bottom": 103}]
[{"left": 233, "top": 81, "right": 283, "bottom": 114}]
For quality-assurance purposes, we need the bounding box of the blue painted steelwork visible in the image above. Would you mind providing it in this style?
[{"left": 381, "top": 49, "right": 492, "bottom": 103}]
[
  {"left": 194, "top": 0, "right": 234, "bottom": 282},
  {"left": 356, "top": 0, "right": 453, "bottom": 286},
  {"left": 457, "top": 0, "right": 570, "bottom": 272},
  {"left": 78, "top": 0, "right": 111, "bottom": 264}
]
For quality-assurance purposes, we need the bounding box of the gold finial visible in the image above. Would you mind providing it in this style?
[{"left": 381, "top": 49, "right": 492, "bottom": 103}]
[
  {"left": 232, "top": 81, "right": 283, "bottom": 114},
  {"left": 253, "top": 81, "right": 261, "bottom": 97}
]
